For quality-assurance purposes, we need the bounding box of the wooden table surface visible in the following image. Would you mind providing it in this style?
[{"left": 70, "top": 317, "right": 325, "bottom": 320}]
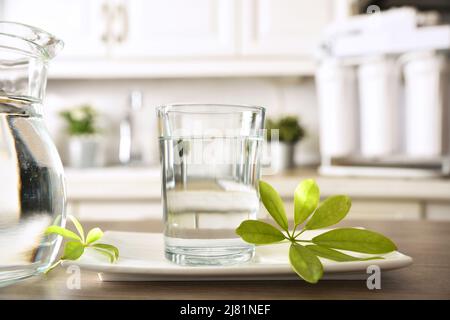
[{"left": 1, "top": 219, "right": 449, "bottom": 300}]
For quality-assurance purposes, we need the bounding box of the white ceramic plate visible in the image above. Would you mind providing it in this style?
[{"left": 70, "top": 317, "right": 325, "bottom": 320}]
[{"left": 65, "top": 230, "right": 413, "bottom": 281}]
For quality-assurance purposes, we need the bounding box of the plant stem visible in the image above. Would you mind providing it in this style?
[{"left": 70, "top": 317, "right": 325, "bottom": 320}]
[
  {"left": 291, "top": 224, "right": 298, "bottom": 236},
  {"left": 286, "top": 230, "right": 293, "bottom": 239},
  {"left": 293, "top": 228, "right": 307, "bottom": 239}
]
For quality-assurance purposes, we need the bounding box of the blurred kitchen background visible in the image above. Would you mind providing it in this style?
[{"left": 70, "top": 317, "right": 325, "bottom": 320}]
[{"left": 2, "top": 0, "right": 450, "bottom": 222}]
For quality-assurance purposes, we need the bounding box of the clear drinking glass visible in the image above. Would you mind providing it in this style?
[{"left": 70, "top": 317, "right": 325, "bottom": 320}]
[
  {"left": 0, "top": 22, "right": 65, "bottom": 286},
  {"left": 157, "top": 104, "right": 265, "bottom": 265}
]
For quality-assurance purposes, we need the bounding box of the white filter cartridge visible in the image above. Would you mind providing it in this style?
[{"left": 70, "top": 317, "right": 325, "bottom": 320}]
[
  {"left": 358, "top": 57, "right": 401, "bottom": 157},
  {"left": 403, "top": 52, "right": 448, "bottom": 158},
  {"left": 316, "top": 59, "right": 358, "bottom": 157}
]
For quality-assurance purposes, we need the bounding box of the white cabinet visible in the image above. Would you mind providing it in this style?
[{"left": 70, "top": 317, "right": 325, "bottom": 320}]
[
  {"left": 71, "top": 201, "right": 162, "bottom": 221},
  {"left": 261, "top": 199, "right": 422, "bottom": 221},
  {"left": 114, "top": 0, "right": 236, "bottom": 57},
  {"left": 1, "top": 0, "right": 107, "bottom": 59},
  {"left": 64, "top": 168, "right": 450, "bottom": 221},
  {"left": 1, "top": 0, "right": 336, "bottom": 77},
  {"left": 241, "top": 0, "right": 333, "bottom": 56}
]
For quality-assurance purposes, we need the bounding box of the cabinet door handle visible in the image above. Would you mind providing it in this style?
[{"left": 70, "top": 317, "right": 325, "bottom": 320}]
[
  {"left": 115, "top": 4, "right": 129, "bottom": 43},
  {"left": 101, "top": 2, "right": 114, "bottom": 44}
]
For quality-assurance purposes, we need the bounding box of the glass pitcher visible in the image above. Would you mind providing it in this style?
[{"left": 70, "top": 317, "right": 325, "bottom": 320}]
[{"left": 0, "top": 22, "right": 65, "bottom": 286}]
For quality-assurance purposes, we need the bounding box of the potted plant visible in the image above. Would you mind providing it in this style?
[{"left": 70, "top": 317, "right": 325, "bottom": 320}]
[
  {"left": 60, "top": 105, "right": 104, "bottom": 168},
  {"left": 266, "top": 116, "right": 305, "bottom": 171}
]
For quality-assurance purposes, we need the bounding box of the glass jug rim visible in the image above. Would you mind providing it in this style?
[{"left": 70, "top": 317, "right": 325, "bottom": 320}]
[
  {"left": 157, "top": 103, "right": 266, "bottom": 115},
  {"left": 0, "top": 21, "right": 63, "bottom": 60}
]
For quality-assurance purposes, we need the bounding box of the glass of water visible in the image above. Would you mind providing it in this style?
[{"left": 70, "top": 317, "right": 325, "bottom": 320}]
[{"left": 157, "top": 104, "right": 265, "bottom": 266}]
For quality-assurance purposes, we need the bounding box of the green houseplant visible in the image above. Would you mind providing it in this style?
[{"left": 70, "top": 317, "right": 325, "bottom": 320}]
[
  {"left": 60, "top": 105, "right": 104, "bottom": 168},
  {"left": 266, "top": 116, "right": 305, "bottom": 171},
  {"left": 60, "top": 105, "right": 98, "bottom": 136}
]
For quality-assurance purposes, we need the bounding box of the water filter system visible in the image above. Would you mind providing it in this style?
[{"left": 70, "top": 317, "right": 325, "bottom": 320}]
[{"left": 316, "top": 7, "right": 450, "bottom": 177}]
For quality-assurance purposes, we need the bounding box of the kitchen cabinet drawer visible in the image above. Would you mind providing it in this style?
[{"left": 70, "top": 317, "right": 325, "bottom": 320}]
[
  {"left": 68, "top": 197, "right": 428, "bottom": 222},
  {"left": 1, "top": 0, "right": 333, "bottom": 78},
  {"left": 426, "top": 202, "right": 450, "bottom": 221},
  {"left": 70, "top": 201, "right": 162, "bottom": 221},
  {"left": 260, "top": 198, "right": 422, "bottom": 221},
  {"left": 347, "top": 200, "right": 422, "bottom": 220}
]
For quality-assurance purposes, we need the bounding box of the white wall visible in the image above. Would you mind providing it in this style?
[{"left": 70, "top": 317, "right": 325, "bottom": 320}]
[{"left": 44, "top": 77, "right": 320, "bottom": 166}]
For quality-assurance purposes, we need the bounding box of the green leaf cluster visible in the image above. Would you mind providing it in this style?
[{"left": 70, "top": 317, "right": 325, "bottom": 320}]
[
  {"left": 60, "top": 105, "right": 98, "bottom": 136},
  {"left": 265, "top": 116, "right": 306, "bottom": 144},
  {"left": 236, "top": 179, "right": 397, "bottom": 283},
  {"left": 44, "top": 215, "right": 119, "bottom": 273}
]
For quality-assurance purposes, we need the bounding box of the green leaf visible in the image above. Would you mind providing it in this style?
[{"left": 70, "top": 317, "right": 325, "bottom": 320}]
[
  {"left": 92, "top": 248, "right": 116, "bottom": 263},
  {"left": 259, "top": 180, "right": 288, "bottom": 231},
  {"left": 45, "top": 226, "right": 81, "bottom": 242},
  {"left": 61, "top": 241, "right": 85, "bottom": 260},
  {"left": 289, "top": 243, "right": 323, "bottom": 284},
  {"left": 312, "top": 228, "right": 397, "bottom": 254},
  {"left": 68, "top": 215, "right": 85, "bottom": 243},
  {"left": 86, "top": 227, "right": 104, "bottom": 245},
  {"left": 305, "top": 195, "right": 351, "bottom": 230},
  {"left": 305, "top": 245, "right": 384, "bottom": 262},
  {"left": 236, "top": 220, "right": 286, "bottom": 244},
  {"left": 294, "top": 179, "right": 320, "bottom": 226},
  {"left": 92, "top": 244, "right": 119, "bottom": 260}
]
